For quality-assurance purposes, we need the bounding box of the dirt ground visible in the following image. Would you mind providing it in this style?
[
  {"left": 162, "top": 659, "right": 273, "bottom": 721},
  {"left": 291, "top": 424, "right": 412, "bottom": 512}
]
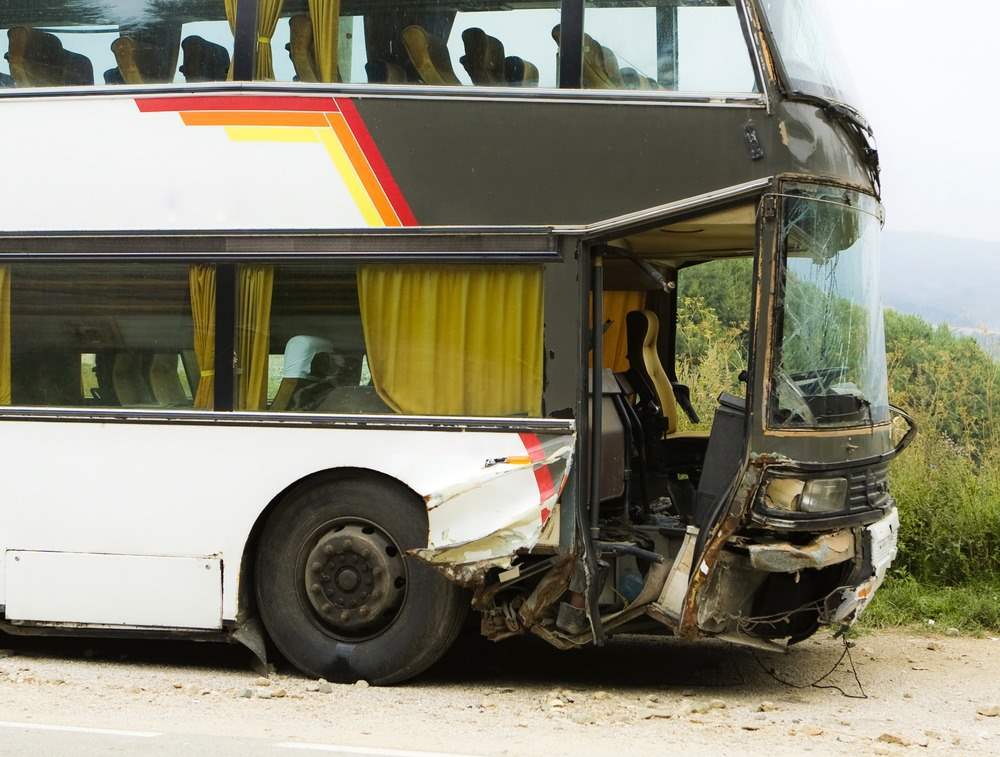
[{"left": 0, "top": 626, "right": 997, "bottom": 756}]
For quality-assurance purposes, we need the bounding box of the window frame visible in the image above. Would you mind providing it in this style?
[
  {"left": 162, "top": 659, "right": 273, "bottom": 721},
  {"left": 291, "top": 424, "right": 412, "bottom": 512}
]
[
  {"left": 0, "top": 0, "right": 765, "bottom": 106},
  {"left": 0, "top": 232, "right": 568, "bottom": 432}
]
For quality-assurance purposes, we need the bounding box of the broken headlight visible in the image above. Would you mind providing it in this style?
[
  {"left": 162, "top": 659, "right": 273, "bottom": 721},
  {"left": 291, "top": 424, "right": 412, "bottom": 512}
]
[{"left": 764, "top": 477, "right": 848, "bottom": 513}]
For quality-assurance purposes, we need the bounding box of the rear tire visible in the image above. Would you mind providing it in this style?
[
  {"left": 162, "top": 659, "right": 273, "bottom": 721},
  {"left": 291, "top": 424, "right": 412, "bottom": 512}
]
[{"left": 255, "top": 476, "right": 467, "bottom": 684}]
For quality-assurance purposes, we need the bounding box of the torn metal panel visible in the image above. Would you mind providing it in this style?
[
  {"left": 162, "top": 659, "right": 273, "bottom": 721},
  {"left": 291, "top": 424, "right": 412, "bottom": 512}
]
[
  {"left": 748, "top": 531, "right": 855, "bottom": 573},
  {"left": 695, "top": 550, "right": 767, "bottom": 635},
  {"left": 413, "top": 438, "right": 574, "bottom": 577},
  {"left": 679, "top": 453, "right": 792, "bottom": 638}
]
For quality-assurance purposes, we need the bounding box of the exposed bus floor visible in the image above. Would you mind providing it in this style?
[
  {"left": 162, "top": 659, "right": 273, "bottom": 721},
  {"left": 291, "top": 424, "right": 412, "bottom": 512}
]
[{"left": 0, "top": 629, "right": 993, "bottom": 756}]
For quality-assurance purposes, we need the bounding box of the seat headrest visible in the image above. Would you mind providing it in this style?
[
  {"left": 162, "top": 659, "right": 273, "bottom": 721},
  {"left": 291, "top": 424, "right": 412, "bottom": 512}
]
[
  {"left": 179, "top": 35, "right": 230, "bottom": 82},
  {"left": 401, "top": 25, "right": 461, "bottom": 86},
  {"left": 287, "top": 14, "right": 319, "bottom": 83},
  {"left": 504, "top": 56, "right": 539, "bottom": 87},
  {"left": 460, "top": 27, "right": 505, "bottom": 86},
  {"left": 7, "top": 27, "right": 94, "bottom": 87}
]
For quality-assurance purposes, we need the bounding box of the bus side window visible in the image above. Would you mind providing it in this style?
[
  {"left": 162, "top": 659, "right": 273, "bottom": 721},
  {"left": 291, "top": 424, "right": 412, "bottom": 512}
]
[
  {"left": 0, "top": 2, "right": 234, "bottom": 89},
  {"left": 266, "top": 1, "right": 560, "bottom": 87},
  {"left": 234, "top": 263, "right": 545, "bottom": 418},
  {"left": 5, "top": 263, "right": 209, "bottom": 411},
  {"left": 582, "top": 0, "right": 756, "bottom": 93}
]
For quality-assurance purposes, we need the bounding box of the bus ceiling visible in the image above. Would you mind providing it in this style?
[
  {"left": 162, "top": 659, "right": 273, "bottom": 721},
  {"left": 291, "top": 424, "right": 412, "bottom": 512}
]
[{"left": 606, "top": 201, "right": 758, "bottom": 267}]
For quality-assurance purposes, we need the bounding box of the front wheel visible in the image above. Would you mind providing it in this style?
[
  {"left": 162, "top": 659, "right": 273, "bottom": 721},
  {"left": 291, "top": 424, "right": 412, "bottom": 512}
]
[{"left": 255, "top": 476, "right": 467, "bottom": 684}]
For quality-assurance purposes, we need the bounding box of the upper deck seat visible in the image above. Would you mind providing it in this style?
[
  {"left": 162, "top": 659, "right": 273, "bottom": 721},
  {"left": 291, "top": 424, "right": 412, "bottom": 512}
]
[
  {"left": 111, "top": 36, "right": 177, "bottom": 85},
  {"left": 288, "top": 14, "right": 319, "bottom": 82},
  {"left": 621, "top": 67, "right": 658, "bottom": 90},
  {"left": 365, "top": 60, "right": 408, "bottom": 84},
  {"left": 549, "top": 26, "right": 624, "bottom": 89},
  {"left": 460, "top": 28, "right": 505, "bottom": 85},
  {"left": 179, "top": 36, "right": 231, "bottom": 83},
  {"left": 6, "top": 27, "right": 94, "bottom": 87},
  {"left": 504, "top": 56, "right": 539, "bottom": 87},
  {"left": 400, "top": 25, "right": 461, "bottom": 85}
]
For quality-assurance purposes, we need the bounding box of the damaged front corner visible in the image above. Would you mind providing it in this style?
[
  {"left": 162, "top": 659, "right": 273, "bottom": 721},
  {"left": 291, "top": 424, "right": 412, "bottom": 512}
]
[{"left": 411, "top": 440, "right": 574, "bottom": 588}]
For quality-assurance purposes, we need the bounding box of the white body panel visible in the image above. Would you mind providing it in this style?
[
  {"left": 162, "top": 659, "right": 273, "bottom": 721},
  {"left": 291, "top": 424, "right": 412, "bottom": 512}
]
[
  {"left": 0, "top": 95, "right": 367, "bottom": 232},
  {"left": 0, "top": 419, "right": 559, "bottom": 624},
  {"left": 5, "top": 551, "right": 222, "bottom": 629}
]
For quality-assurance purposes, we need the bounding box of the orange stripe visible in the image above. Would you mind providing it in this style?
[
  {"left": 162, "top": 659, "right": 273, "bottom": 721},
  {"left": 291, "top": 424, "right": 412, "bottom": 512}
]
[
  {"left": 325, "top": 113, "right": 400, "bottom": 227},
  {"left": 180, "top": 111, "right": 331, "bottom": 127}
]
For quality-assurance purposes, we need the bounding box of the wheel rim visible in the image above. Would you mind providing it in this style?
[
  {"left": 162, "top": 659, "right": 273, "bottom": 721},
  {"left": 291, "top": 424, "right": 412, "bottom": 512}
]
[{"left": 302, "top": 519, "right": 407, "bottom": 640}]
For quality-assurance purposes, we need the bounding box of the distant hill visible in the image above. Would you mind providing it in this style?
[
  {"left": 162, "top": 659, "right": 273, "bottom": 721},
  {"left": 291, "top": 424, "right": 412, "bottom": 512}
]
[{"left": 882, "top": 231, "right": 1000, "bottom": 334}]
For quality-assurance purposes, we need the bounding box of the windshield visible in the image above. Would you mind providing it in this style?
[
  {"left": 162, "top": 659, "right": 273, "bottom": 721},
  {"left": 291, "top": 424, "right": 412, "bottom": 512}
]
[
  {"left": 770, "top": 183, "right": 889, "bottom": 429},
  {"left": 759, "top": 0, "right": 860, "bottom": 107}
]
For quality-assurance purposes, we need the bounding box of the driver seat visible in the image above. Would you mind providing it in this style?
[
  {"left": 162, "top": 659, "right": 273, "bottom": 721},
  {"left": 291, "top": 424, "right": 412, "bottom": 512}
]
[{"left": 625, "top": 310, "right": 708, "bottom": 469}]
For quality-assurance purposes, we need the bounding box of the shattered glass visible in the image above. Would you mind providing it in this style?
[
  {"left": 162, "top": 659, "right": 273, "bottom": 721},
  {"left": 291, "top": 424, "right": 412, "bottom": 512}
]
[{"left": 771, "top": 183, "right": 889, "bottom": 428}]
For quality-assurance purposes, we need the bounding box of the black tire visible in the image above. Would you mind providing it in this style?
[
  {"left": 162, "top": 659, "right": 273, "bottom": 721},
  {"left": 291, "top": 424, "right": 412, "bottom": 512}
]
[{"left": 255, "top": 475, "right": 468, "bottom": 684}]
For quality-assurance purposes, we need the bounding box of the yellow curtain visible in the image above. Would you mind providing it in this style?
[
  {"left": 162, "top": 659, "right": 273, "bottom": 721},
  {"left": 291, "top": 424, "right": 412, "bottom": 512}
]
[
  {"left": 189, "top": 265, "right": 216, "bottom": 410},
  {"left": 256, "top": 0, "right": 285, "bottom": 80},
  {"left": 0, "top": 267, "right": 9, "bottom": 405},
  {"left": 308, "top": 0, "right": 340, "bottom": 82},
  {"left": 224, "top": 0, "right": 237, "bottom": 79},
  {"left": 357, "top": 265, "right": 543, "bottom": 417},
  {"left": 237, "top": 265, "right": 274, "bottom": 411},
  {"left": 602, "top": 291, "right": 646, "bottom": 373}
]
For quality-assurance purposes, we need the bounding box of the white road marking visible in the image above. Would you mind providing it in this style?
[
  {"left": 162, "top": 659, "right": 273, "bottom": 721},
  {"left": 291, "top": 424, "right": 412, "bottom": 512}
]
[
  {"left": 0, "top": 721, "right": 160, "bottom": 738},
  {"left": 275, "top": 744, "right": 484, "bottom": 757}
]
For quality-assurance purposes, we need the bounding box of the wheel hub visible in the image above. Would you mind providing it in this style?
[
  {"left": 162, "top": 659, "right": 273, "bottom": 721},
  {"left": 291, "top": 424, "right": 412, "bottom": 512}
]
[{"left": 303, "top": 522, "right": 406, "bottom": 638}]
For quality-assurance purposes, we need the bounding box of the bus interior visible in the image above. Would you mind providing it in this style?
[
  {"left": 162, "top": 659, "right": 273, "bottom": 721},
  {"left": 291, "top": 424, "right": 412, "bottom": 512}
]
[{"left": 0, "top": 1, "right": 755, "bottom": 93}]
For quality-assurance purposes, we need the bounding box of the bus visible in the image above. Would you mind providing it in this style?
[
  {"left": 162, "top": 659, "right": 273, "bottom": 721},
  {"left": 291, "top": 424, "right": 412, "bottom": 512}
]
[{"left": 0, "top": 0, "right": 912, "bottom": 685}]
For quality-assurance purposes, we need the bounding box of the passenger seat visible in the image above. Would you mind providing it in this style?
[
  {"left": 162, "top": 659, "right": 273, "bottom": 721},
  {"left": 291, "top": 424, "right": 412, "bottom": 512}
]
[
  {"left": 549, "top": 26, "right": 624, "bottom": 89},
  {"left": 504, "top": 56, "right": 539, "bottom": 87},
  {"left": 149, "top": 354, "right": 190, "bottom": 406},
  {"left": 460, "top": 28, "right": 505, "bottom": 85},
  {"left": 112, "top": 353, "right": 154, "bottom": 406},
  {"left": 621, "top": 67, "right": 658, "bottom": 90},
  {"left": 6, "top": 27, "right": 94, "bottom": 87},
  {"left": 179, "top": 36, "right": 231, "bottom": 83},
  {"left": 400, "top": 25, "right": 461, "bottom": 85},
  {"left": 111, "top": 36, "right": 176, "bottom": 84}
]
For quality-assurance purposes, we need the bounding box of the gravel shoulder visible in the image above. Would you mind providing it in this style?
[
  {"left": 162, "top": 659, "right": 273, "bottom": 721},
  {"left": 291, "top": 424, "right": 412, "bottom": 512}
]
[{"left": 0, "top": 627, "right": 997, "bottom": 756}]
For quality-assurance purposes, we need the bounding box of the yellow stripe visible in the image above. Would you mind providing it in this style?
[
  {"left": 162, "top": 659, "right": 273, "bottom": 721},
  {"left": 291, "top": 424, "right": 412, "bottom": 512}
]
[
  {"left": 317, "top": 128, "right": 384, "bottom": 228},
  {"left": 224, "top": 125, "right": 321, "bottom": 143}
]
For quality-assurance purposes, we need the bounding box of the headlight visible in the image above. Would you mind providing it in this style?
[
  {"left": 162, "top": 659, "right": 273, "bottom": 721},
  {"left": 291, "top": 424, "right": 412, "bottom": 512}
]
[
  {"left": 764, "top": 477, "right": 848, "bottom": 513},
  {"left": 800, "top": 478, "right": 848, "bottom": 513}
]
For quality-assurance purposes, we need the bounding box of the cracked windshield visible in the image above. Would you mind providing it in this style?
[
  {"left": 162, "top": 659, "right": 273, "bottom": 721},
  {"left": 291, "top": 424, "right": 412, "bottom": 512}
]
[{"left": 772, "top": 183, "right": 889, "bottom": 429}]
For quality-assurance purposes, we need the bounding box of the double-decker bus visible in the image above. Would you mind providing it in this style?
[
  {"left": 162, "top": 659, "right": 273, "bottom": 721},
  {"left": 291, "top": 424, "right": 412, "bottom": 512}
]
[{"left": 0, "top": 0, "right": 911, "bottom": 684}]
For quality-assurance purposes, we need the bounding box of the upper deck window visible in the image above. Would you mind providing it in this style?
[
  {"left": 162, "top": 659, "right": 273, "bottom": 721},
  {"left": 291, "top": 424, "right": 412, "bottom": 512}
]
[
  {"left": 0, "top": 2, "right": 234, "bottom": 88},
  {"left": 266, "top": 0, "right": 560, "bottom": 87},
  {"left": 581, "top": 0, "right": 756, "bottom": 92},
  {"left": 759, "top": 0, "right": 860, "bottom": 106}
]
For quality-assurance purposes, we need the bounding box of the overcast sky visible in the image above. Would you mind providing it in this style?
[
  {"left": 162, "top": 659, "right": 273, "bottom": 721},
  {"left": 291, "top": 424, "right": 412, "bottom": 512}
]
[{"left": 827, "top": 0, "right": 1000, "bottom": 242}]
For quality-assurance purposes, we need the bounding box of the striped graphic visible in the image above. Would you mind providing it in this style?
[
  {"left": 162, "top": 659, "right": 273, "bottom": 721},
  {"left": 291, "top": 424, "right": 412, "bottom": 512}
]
[
  {"left": 134, "top": 95, "right": 417, "bottom": 227},
  {"left": 519, "top": 432, "right": 557, "bottom": 526}
]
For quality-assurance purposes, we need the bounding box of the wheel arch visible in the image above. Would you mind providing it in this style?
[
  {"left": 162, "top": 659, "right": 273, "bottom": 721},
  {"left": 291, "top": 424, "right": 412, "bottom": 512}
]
[{"left": 233, "top": 466, "right": 427, "bottom": 626}]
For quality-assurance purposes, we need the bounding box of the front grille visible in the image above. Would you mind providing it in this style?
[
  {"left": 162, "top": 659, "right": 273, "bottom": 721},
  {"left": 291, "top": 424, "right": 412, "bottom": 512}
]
[{"left": 845, "top": 462, "right": 891, "bottom": 514}]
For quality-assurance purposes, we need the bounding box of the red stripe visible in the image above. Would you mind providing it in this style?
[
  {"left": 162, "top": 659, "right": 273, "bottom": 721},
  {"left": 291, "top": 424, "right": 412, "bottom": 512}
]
[
  {"left": 335, "top": 98, "right": 418, "bottom": 226},
  {"left": 519, "top": 432, "right": 557, "bottom": 527},
  {"left": 135, "top": 95, "right": 340, "bottom": 113}
]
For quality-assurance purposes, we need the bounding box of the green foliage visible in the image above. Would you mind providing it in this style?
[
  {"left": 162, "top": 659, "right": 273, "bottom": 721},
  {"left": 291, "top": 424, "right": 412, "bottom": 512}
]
[{"left": 861, "top": 576, "right": 1000, "bottom": 633}]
